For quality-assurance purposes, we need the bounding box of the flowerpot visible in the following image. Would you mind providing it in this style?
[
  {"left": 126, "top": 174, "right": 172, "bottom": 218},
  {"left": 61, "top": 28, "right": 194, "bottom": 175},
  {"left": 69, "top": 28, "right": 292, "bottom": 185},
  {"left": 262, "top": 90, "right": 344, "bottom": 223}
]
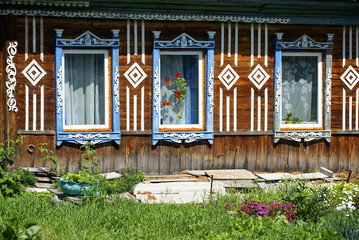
[{"left": 60, "top": 178, "right": 98, "bottom": 196}]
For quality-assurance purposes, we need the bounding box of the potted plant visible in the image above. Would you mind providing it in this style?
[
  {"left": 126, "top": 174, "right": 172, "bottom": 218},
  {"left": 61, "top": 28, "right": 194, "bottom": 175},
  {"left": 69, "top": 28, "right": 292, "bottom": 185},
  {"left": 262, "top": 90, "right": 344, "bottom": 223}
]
[{"left": 60, "top": 142, "right": 103, "bottom": 196}]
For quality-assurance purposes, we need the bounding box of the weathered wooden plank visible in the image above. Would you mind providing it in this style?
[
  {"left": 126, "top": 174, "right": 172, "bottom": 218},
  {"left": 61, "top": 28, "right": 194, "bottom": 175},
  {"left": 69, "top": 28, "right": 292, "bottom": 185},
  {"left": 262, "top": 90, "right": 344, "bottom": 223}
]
[
  {"left": 223, "top": 136, "right": 236, "bottom": 169},
  {"left": 213, "top": 136, "right": 225, "bottom": 169},
  {"left": 234, "top": 136, "right": 246, "bottom": 169}
]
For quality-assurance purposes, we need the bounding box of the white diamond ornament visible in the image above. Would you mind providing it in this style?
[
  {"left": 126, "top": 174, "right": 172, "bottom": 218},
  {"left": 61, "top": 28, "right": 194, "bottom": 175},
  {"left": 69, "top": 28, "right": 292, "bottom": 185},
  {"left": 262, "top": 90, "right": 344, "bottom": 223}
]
[
  {"left": 124, "top": 62, "right": 147, "bottom": 88},
  {"left": 22, "top": 60, "right": 46, "bottom": 86},
  {"left": 218, "top": 64, "right": 239, "bottom": 90},
  {"left": 248, "top": 64, "right": 270, "bottom": 90},
  {"left": 341, "top": 66, "right": 359, "bottom": 90}
]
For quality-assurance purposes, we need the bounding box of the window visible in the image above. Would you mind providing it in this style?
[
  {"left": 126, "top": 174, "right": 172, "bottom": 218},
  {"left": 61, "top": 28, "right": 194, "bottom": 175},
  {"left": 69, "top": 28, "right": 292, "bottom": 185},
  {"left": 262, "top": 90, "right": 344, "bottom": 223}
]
[
  {"left": 160, "top": 51, "right": 203, "bottom": 129},
  {"left": 55, "top": 30, "right": 120, "bottom": 146},
  {"left": 63, "top": 50, "right": 109, "bottom": 130},
  {"left": 281, "top": 52, "right": 322, "bottom": 129},
  {"left": 273, "top": 33, "right": 333, "bottom": 143},
  {"left": 152, "top": 32, "right": 215, "bottom": 145}
]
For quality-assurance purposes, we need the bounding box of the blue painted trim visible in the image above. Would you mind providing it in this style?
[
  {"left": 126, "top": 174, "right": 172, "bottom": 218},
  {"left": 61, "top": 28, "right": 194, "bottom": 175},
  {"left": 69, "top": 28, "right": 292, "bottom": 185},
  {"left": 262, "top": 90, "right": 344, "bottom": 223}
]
[
  {"left": 151, "top": 32, "right": 215, "bottom": 145},
  {"left": 55, "top": 29, "right": 121, "bottom": 146}
]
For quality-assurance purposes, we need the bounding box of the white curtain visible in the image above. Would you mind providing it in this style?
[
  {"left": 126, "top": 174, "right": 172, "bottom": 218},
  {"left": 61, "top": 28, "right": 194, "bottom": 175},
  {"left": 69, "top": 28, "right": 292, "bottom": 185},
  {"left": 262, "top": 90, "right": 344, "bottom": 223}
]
[
  {"left": 282, "top": 56, "right": 318, "bottom": 123},
  {"left": 64, "top": 54, "right": 105, "bottom": 126}
]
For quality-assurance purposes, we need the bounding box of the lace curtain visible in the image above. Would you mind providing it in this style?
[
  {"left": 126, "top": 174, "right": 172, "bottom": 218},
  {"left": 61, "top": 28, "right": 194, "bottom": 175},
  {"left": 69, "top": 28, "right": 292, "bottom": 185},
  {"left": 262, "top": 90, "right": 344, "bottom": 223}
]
[
  {"left": 64, "top": 53, "right": 105, "bottom": 126},
  {"left": 160, "top": 54, "right": 199, "bottom": 125},
  {"left": 282, "top": 56, "right": 318, "bottom": 124}
]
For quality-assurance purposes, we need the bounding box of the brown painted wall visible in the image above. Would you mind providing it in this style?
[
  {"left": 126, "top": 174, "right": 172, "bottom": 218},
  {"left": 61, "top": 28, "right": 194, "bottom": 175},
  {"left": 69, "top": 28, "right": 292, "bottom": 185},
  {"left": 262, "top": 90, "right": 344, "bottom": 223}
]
[{"left": 3, "top": 16, "right": 358, "bottom": 173}]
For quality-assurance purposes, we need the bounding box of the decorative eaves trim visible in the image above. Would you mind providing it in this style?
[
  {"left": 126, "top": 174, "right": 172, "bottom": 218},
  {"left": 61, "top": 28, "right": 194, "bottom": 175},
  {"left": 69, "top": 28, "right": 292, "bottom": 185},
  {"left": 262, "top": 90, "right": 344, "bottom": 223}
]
[
  {"left": 0, "top": 8, "right": 291, "bottom": 24},
  {"left": 0, "top": 0, "right": 89, "bottom": 7}
]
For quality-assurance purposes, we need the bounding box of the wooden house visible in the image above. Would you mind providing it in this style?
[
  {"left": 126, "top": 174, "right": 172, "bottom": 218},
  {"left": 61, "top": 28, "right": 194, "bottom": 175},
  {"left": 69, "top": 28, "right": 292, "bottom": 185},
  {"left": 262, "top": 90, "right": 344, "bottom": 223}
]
[{"left": 1, "top": 0, "right": 359, "bottom": 174}]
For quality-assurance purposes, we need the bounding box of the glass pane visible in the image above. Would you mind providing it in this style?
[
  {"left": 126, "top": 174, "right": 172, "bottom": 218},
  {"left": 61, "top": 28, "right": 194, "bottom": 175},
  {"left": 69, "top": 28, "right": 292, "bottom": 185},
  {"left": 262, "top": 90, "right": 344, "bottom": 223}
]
[
  {"left": 160, "top": 54, "right": 199, "bottom": 125},
  {"left": 282, "top": 55, "right": 318, "bottom": 124},
  {"left": 64, "top": 53, "right": 105, "bottom": 126}
]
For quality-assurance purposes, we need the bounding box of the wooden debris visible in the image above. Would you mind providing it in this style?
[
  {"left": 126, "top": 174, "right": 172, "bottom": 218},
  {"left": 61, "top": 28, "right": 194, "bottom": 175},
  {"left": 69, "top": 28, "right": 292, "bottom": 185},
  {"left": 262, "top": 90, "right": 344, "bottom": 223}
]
[
  {"left": 256, "top": 173, "right": 292, "bottom": 181},
  {"left": 149, "top": 178, "right": 197, "bottom": 183},
  {"left": 101, "top": 172, "right": 122, "bottom": 180},
  {"left": 34, "top": 182, "right": 53, "bottom": 188},
  {"left": 35, "top": 176, "right": 52, "bottom": 182},
  {"left": 320, "top": 167, "right": 334, "bottom": 178}
]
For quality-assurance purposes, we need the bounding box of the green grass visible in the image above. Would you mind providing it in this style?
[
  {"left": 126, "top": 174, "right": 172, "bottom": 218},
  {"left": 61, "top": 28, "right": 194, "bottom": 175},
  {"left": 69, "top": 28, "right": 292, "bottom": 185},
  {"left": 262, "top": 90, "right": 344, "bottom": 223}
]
[{"left": 0, "top": 188, "right": 351, "bottom": 240}]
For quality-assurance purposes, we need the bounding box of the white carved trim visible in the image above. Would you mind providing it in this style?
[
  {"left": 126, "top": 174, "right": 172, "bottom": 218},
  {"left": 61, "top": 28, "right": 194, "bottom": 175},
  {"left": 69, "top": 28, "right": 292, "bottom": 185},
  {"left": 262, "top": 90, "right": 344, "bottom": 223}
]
[
  {"left": 326, "top": 67, "right": 332, "bottom": 113},
  {"left": 56, "top": 31, "right": 118, "bottom": 47},
  {"left": 343, "top": 88, "right": 346, "bottom": 130},
  {"left": 114, "top": 66, "right": 120, "bottom": 114},
  {"left": 25, "top": 85, "right": 29, "bottom": 130},
  {"left": 221, "top": 23, "right": 224, "bottom": 67},
  {"left": 33, "top": 94, "right": 36, "bottom": 130},
  {"left": 226, "top": 96, "right": 230, "bottom": 131},
  {"left": 248, "top": 64, "right": 270, "bottom": 90},
  {"left": 153, "top": 67, "right": 160, "bottom": 114},
  {"left": 264, "top": 88, "right": 268, "bottom": 131},
  {"left": 228, "top": 22, "right": 231, "bottom": 58},
  {"left": 275, "top": 68, "right": 281, "bottom": 113},
  {"left": 234, "top": 22, "right": 238, "bottom": 67},
  {"left": 219, "top": 87, "right": 223, "bottom": 132},
  {"left": 284, "top": 132, "right": 323, "bottom": 142},
  {"left": 155, "top": 33, "right": 213, "bottom": 48},
  {"left": 6, "top": 41, "right": 18, "bottom": 112},
  {"left": 25, "top": 16, "right": 28, "bottom": 61},
  {"left": 141, "top": 20, "right": 145, "bottom": 65},
  {"left": 55, "top": 29, "right": 63, "bottom": 37},
  {"left": 40, "top": 16, "right": 44, "bottom": 61},
  {"left": 134, "top": 95, "right": 137, "bottom": 131},
  {"left": 32, "top": 16, "right": 36, "bottom": 53},
  {"left": 257, "top": 96, "right": 261, "bottom": 131},
  {"left": 233, "top": 87, "right": 237, "bottom": 131},
  {"left": 134, "top": 20, "right": 138, "bottom": 56},
  {"left": 340, "top": 65, "right": 359, "bottom": 90},
  {"left": 349, "top": 96, "right": 353, "bottom": 130},
  {"left": 251, "top": 88, "right": 254, "bottom": 131},
  {"left": 41, "top": 85, "right": 44, "bottom": 131},
  {"left": 208, "top": 67, "right": 214, "bottom": 114},
  {"left": 126, "top": 86, "right": 130, "bottom": 131},
  {"left": 264, "top": 23, "right": 268, "bottom": 67},
  {"left": 2, "top": 1, "right": 89, "bottom": 7},
  {"left": 257, "top": 23, "right": 261, "bottom": 59},
  {"left": 56, "top": 66, "right": 63, "bottom": 114},
  {"left": 163, "top": 133, "right": 204, "bottom": 144},
  {"left": 0, "top": 9, "right": 290, "bottom": 24},
  {"left": 350, "top": 26, "right": 353, "bottom": 59},
  {"left": 250, "top": 23, "right": 254, "bottom": 67},
  {"left": 68, "top": 133, "right": 110, "bottom": 145},
  {"left": 141, "top": 86, "right": 144, "bottom": 131},
  {"left": 278, "top": 34, "right": 333, "bottom": 49},
  {"left": 356, "top": 88, "right": 359, "bottom": 130},
  {"left": 152, "top": 31, "right": 161, "bottom": 39},
  {"left": 343, "top": 26, "right": 346, "bottom": 67}
]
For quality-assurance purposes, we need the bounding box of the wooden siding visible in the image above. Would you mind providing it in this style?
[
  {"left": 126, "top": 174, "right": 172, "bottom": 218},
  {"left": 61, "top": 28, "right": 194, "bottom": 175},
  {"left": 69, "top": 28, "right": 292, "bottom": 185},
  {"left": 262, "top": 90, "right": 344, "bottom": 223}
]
[{"left": 0, "top": 16, "right": 358, "bottom": 173}]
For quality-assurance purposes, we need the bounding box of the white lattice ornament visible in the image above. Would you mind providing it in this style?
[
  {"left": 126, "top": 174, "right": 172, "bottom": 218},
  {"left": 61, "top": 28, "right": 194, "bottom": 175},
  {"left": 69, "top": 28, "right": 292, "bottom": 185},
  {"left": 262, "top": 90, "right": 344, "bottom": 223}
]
[
  {"left": 248, "top": 64, "right": 270, "bottom": 90},
  {"left": 340, "top": 66, "right": 359, "bottom": 90},
  {"left": 22, "top": 59, "right": 46, "bottom": 86},
  {"left": 218, "top": 64, "right": 239, "bottom": 90},
  {"left": 124, "top": 62, "right": 147, "bottom": 88}
]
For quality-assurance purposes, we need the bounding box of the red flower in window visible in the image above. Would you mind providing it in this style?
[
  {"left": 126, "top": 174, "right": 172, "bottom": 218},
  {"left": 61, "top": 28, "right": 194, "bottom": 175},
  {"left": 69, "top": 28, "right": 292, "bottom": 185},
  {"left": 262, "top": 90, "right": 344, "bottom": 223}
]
[
  {"left": 175, "top": 93, "right": 180, "bottom": 98},
  {"left": 175, "top": 72, "right": 181, "bottom": 77},
  {"left": 176, "top": 90, "right": 181, "bottom": 95},
  {"left": 165, "top": 77, "right": 170, "bottom": 83}
]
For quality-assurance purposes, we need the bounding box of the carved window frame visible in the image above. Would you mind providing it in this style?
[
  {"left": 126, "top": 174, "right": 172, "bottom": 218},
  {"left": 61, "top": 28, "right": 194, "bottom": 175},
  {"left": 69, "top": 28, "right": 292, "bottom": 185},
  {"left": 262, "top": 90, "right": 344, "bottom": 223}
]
[
  {"left": 273, "top": 33, "right": 333, "bottom": 143},
  {"left": 151, "top": 32, "right": 215, "bottom": 145},
  {"left": 55, "top": 30, "right": 121, "bottom": 146}
]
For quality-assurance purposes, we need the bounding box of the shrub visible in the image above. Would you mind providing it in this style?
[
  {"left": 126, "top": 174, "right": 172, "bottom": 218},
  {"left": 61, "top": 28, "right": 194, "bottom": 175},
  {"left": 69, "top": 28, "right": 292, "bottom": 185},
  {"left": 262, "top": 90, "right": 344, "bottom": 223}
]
[
  {"left": 324, "top": 211, "right": 359, "bottom": 240},
  {"left": 99, "top": 168, "right": 146, "bottom": 195},
  {"left": 8, "top": 169, "right": 36, "bottom": 186}
]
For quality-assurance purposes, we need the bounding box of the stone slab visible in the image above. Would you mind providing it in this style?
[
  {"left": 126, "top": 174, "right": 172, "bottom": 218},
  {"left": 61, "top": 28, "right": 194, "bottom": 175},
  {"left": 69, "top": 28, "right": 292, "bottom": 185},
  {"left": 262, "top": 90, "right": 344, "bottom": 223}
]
[
  {"left": 101, "top": 172, "right": 122, "bottom": 180},
  {"left": 149, "top": 179, "right": 197, "bottom": 183},
  {"left": 26, "top": 187, "right": 51, "bottom": 193},
  {"left": 290, "top": 172, "right": 328, "bottom": 180},
  {"left": 21, "top": 167, "right": 50, "bottom": 173},
  {"left": 256, "top": 173, "right": 292, "bottom": 181},
  {"left": 219, "top": 180, "right": 259, "bottom": 188},
  {"left": 34, "top": 182, "right": 53, "bottom": 188},
  {"left": 35, "top": 176, "right": 52, "bottom": 182},
  {"left": 320, "top": 167, "right": 334, "bottom": 178},
  {"left": 205, "top": 169, "right": 257, "bottom": 180}
]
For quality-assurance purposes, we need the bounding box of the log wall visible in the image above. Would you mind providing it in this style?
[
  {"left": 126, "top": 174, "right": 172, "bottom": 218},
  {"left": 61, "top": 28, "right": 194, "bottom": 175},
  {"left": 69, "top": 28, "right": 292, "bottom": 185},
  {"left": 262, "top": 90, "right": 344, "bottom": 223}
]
[{"left": 0, "top": 16, "right": 358, "bottom": 173}]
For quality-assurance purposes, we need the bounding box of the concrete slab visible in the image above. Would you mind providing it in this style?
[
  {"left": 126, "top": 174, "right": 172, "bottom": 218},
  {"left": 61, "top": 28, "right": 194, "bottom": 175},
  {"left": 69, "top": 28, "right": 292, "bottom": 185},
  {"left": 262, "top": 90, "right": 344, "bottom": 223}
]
[
  {"left": 219, "top": 180, "right": 259, "bottom": 188},
  {"left": 21, "top": 167, "right": 50, "bottom": 173},
  {"left": 320, "top": 167, "right": 334, "bottom": 178},
  {"left": 290, "top": 172, "right": 328, "bottom": 180},
  {"left": 205, "top": 169, "right": 257, "bottom": 180},
  {"left": 149, "top": 178, "right": 197, "bottom": 183},
  {"left": 256, "top": 173, "right": 292, "bottom": 181}
]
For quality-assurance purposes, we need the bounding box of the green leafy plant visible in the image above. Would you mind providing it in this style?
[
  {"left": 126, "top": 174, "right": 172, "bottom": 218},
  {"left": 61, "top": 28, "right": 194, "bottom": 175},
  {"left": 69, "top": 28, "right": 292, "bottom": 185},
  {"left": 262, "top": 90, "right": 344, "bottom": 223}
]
[
  {"left": 80, "top": 142, "right": 101, "bottom": 174},
  {"left": 99, "top": 168, "right": 146, "bottom": 194},
  {"left": 0, "top": 135, "right": 24, "bottom": 171},
  {"left": 0, "top": 218, "right": 43, "bottom": 240},
  {"left": 39, "top": 143, "right": 65, "bottom": 175},
  {"left": 163, "top": 72, "right": 188, "bottom": 119},
  {"left": 64, "top": 171, "right": 102, "bottom": 185},
  {"left": 8, "top": 169, "right": 36, "bottom": 186}
]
